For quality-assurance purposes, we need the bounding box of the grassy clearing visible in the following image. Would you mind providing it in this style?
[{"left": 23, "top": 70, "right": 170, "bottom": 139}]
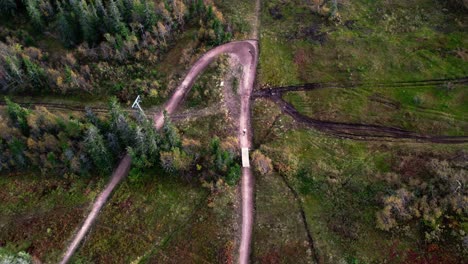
[
  {"left": 0, "top": 173, "right": 103, "bottom": 262},
  {"left": 72, "top": 169, "right": 211, "bottom": 263},
  {"left": 145, "top": 183, "right": 237, "bottom": 263},
  {"left": 68, "top": 168, "right": 239, "bottom": 263},
  {"left": 282, "top": 83, "right": 468, "bottom": 135},
  {"left": 257, "top": 127, "right": 467, "bottom": 262},
  {"left": 178, "top": 111, "right": 234, "bottom": 145},
  {"left": 258, "top": 36, "right": 301, "bottom": 86},
  {"left": 253, "top": 171, "right": 311, "bottom": 263},
  {"left": 259, "top": 0, "right": 468, "bottom": 87}
]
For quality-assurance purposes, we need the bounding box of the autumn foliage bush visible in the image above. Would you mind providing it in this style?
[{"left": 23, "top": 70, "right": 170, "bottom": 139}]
[{"left": 376, "top": 157, "right": 467, "bottom": 245}]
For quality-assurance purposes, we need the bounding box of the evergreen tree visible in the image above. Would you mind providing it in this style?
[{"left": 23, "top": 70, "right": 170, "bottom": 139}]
[
  {"left": 136, "top": 112, "right": 160, "bottom": 163},
  {"left": 78, "top": 0, "right": 99, "bottom": 44},
  {"left": 134, "top": 125, "right": 147, "bottom": 154},
  {"left": 4, "top": 55, "right": 23, "bottom": 83},
  {"left": 95, "top": 0, "right": 107, "bottom": 18},
  {"left": 25, "top": 0, "right": 44, "bottom": 31},
  {"left": 210, "top": 136, "right": 234, "bottom": 174},
  {"left": 162, "top": 111, "right": 180, "bottom": 150},
  {"left": 37, "top": 0, "right": 54, "bottom": 22},
  {"left": 160, "top": 147, "right": 191, "bottom": 173},
  {"left": 109, "top": 97, "right": 133, "bottom": 146},
  {"left": 0, "top": 0, "right": 17, "bottom": 16},
  {"left": 142, "top": 0, "right": 157, "bottom": 30},
  {"left": 22, "top": 56, "right": 46, "bottom": 90},
  {"left": 94, "top": 0, "right": 108, "bottom": 34},
  {"left": 121, "top": 0, "right": 134, "bottom": 24},
  {"left": 226, "top": 163, "right": 241, "bottom": 185},
  {"left": 106, "top": 132, "right": 121, "bottom": 154},
  {"left": 142, "top": 117, "right": 159, "bottom": 158},
  {"left": 56, "top": 3, "right": 76, "bottom": 47},
  {"left": 84, "top": 125, "right": 113, "bottom": 173},
  {"left": 172, "top": 0, "right": 186, "bottom": 26},
  {"left": 85, "top": 107, "right": 101, "bottom": 128},
  {"left": 156, "top": 21, "right": 167, "bottom": 45},
  {"left": 5, "top": 97, "right": 29, "bottom": 136},
  {"left": 107, "top": 0, "right": 129, "bottom": 37},
  {"left": 8, "top": 137, "right": 27, "bottom": 168}
]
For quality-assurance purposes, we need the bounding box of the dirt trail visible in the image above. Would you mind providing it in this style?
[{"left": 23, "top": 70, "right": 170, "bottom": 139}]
[
  {"left": 60, "top": 40, "right": 258, "bottom": 263},
  {"left": 251, "top": 0, "right": 261, "bottom": 40},
  {"left": 154, "top": 40, "right": 258, "bottom": 264},
  {"left": 253, "top": 77, "right": 468, "bottom": 98},
  {"left": 269, "top": 95, "right": 468, "bottom": 144},
  {"left": 60, "top": 155, "right": 131, "bottom": 264}
]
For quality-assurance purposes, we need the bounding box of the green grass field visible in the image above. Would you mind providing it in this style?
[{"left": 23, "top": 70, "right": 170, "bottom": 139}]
[
  {"left": 0, "top": 173, "right": 103, "bottom": 262},
  {"left": 283, "top": 83, "right": 468, "bottom": 135},
  {"left": 258, "top": 0, "right": 468, "bottom": 87},
  {"left": 72, "top": 170, "right": 213, "bottom": 263},
  {"left": 255, "top": 125, "right": 467, "bottom": 262}
]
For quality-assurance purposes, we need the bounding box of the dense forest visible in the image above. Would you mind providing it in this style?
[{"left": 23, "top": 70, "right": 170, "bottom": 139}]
[
  {"left": 0, "top": 0, "right": 232, "bottom": 100},
  {"left": 0, "top": 97, "right": 249, "bottom": 185}
]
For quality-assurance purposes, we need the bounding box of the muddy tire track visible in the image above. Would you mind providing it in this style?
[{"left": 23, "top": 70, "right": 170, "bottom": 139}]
[
  {"left": 268, "top": 95, "right": 468, "bottom": 144},
  {"left": 253, "top": 77, "right": 468, "bottom": 98}
]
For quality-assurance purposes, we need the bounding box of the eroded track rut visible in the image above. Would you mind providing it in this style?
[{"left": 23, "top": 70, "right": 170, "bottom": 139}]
[{"left": 267, "top": 94, "right": 468, "bottom": 144}]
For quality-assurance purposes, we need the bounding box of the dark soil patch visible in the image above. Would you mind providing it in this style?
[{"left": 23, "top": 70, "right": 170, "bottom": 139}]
[
  {"left": 344, "top": 20, "right": 357, "bottom": 30},
  {"left": 269, "top": 5, "right": 283, "bottom": 20},
  {"left": 302, "top": 24, "right": 328, "bottom": 44}
]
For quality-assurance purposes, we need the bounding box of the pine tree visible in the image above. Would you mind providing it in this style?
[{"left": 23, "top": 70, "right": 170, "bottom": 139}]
[
  {"left": 142, "top": 0, "right": 156, "bottom": 30},
  {"left": 160, "top": 147, "right": 191, "bottom": 173},
  {"left": 121, "top": 0, "right": 134, "bottom": 24},
  {"left": 162, "top": 111, "right": 180, "bottom": 151},
  {"left": 85, "top": 107, "right": 101, "bottom": 127},
  {"left": 25, "top": 0, "right": 44, "bottom": 31},
  {"left": 5, "top": 97, "right": 30, "bottom": 136},
  {"left": 106, "top": 132, "right": 121, "bottom": 154},
  {"left": 0, "top": 0, "right": 17, "bottom": 16},
  {"left": 84, "top": 125, "right": 113, "bottom": 173},
  {"left": 95, "top": 0, "right": 107, "bottom": 17},
  {"left": 109, "top": 97, "right": 133, "bottom": 146},
  {"left": 22, "top": 56, "right": 46, "bottom": 90},
  {"left": 94, "top": 0, "right": 107, "bottom": 34},
  {"left": 107, "top": 0, "right": 129, "bottom": 37},
  {"left": 4, "top": 54, "right": 23, "bottom": 83},
  {"left": 226, "top": 163, "right": 241, "bottom": 185},
  {"left": 56, "top": 3, "right": 76, "bottom": 47},
  {"left": 138, "top": 113, "right": 160, "bottom": 163},
  {"left": 37, "top": 0, "right": 54, "bottom": 22},
  {"left": 78, "top": 0, "right": 99, "bottom": 45},
  {"left": 134, "top": 125, "right": 147, "bottom": 154},
  {"left": 8, "top": 137, "right": 27, "bottom": 167}
]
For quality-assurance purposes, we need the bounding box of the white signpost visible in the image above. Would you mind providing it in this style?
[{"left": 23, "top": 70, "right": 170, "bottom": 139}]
[{"left": 132, "top": 95, "right": 145, "bottom": 116}]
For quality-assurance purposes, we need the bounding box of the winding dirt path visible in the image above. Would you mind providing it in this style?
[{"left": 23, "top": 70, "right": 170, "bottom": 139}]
[
  {"left": 60, "top": 40, "right": 258, "bottom": 263},
  {"left": 153, "top": 40, "right": 258, "bottom": 264}
]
